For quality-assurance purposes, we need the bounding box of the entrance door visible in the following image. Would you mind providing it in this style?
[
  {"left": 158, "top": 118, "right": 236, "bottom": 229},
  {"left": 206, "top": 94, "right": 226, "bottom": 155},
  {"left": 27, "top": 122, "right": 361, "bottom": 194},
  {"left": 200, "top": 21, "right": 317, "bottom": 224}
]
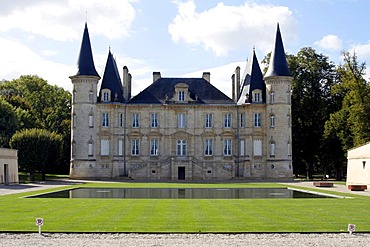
[
  {"left": 178, "top": 167, "right": 185, "bottom": 180},
  {"left": 4, "top": 164, "right": 9, "bottom": 185}
]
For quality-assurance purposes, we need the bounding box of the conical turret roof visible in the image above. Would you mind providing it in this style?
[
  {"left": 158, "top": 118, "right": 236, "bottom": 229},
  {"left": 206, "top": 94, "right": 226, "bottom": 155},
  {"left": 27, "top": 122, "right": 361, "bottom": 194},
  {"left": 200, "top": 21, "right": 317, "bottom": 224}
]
[
  {"left": 99, "top": 50, "right": 125, "bottom": 103},
  {"left": 265, "top": 24, "right": 291, "bottom": 77},
  {"left": 75, "top": 23, "right": 99, "bottom": 77},
  {"left": 238, "top": 50, "right": 266, "bottom": 104}
]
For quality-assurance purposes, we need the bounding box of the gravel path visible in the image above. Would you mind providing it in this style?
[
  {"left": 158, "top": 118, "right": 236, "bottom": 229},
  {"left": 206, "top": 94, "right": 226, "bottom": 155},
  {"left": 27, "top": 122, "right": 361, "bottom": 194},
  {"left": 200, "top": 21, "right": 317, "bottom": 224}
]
[
  {"left": 1, "top": 180, "right": 370, "bottom": 246},
  {"left": 1, "top": 233, "right": 370, "bottom": 247}
]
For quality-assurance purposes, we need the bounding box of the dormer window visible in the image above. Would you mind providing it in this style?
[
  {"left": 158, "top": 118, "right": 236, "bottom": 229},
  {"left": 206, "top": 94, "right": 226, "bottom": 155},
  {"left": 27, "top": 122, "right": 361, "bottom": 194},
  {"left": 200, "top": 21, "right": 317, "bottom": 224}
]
[
  {"left": 102, "top": 89, "right": 111, "bottom": 102},
  {"left": 178, "top": 91, "right": 185, "bottom": 101},
  {"left": 252, "top": 89, "right": 262, "bottom": 103},
  {"left": 172, "top": 83, "right": 193, "bottom": 103}
]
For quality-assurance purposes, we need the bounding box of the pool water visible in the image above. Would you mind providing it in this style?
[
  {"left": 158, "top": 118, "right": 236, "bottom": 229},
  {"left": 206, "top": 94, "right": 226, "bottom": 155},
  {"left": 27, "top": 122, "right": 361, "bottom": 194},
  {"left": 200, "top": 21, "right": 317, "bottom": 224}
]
[{"left": 29, "top": 188, "right": 333, "bottom": 199}]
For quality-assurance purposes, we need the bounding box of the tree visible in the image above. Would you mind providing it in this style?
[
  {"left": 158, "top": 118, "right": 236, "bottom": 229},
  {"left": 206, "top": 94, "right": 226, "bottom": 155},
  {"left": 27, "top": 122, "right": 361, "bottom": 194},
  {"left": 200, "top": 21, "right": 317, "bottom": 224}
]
[
  {"left": 288, "top": 48, "right": 339, "bottom": 178},
  {"left": 324, "top": 52, "right": 370, "bottom": 178},
  {"left": 0, "top": 97, "right": 19, "bottom": 147},
  {"left": 9, "top": 128, "right": 62, "bottom": 181},
  {"left": 0, "top": 75, "right": 71, "bottom": 131},
  {"left": 0, "top": 75, "right": 71, "bottom": 173}
]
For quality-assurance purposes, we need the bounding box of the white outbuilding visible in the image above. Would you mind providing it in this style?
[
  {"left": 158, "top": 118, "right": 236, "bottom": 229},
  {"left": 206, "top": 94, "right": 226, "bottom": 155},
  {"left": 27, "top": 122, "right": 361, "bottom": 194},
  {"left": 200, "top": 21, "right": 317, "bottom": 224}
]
[
  {"left": 347, "top": 142, "right": 370, "bottom": 188},
  {"left": 0, "top": 148, "right": 19, "bottom": 184}
]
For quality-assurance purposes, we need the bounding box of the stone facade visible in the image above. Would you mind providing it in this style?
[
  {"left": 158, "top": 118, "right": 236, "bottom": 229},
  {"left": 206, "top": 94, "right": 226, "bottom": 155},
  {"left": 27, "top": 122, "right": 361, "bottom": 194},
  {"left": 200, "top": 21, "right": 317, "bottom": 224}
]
[
  {"left": 70, "top": 23, "right": 293, "bottom": 181},
  {"left": 347, "top": 142, "right": 370, "bottom": 187},
  {"left": 0, "top": 148, "right": 19, "bottom": 184}
]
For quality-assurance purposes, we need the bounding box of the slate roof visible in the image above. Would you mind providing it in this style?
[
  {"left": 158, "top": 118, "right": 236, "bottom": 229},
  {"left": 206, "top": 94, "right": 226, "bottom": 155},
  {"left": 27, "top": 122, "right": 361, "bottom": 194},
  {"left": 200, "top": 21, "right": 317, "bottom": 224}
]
[
  {"left": 75, "top": 23, "right": 99, "bottom": 77},
  {"left": 264, "top": 23, "right": 292, "bottom": 77},
  {"left": 238, "top": 50, "right": 266, "bottom": 104},
  {"left": 98, "top": 50, "right": 125, "bottom": 103},
  {"left": 129, "top": 77, "right": 234, "bottom": 105}
]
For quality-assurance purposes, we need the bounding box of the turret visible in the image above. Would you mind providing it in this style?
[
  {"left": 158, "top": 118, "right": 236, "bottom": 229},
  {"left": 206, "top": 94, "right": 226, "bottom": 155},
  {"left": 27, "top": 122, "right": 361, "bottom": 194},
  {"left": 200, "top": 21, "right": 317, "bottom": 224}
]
[
  {"left": 69, "top": 23, "right": 100, "bottom": 178},
  {"left": 264, "top": 23, "right": 293, "bottom": 179}
]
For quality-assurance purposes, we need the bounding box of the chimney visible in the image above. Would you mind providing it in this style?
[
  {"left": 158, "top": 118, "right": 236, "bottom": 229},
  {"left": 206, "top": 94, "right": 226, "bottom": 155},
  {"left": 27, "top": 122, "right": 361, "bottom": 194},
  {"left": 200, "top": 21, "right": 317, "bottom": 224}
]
[
  {"left": 122, "top": 66, "right": 130, "bottom": 101},
  {"left": 231, "top": 74, "right": 235, "bottom": 102},
  {"left": 235, "top": 66, "right": 240, "bottom": 101},
  {"left": 153, "top": 72, "right": 161, "bottom": 82},
  {"left": 202, "top": 72, "right": 210, "bottom": 83},
  {"left": 128, "top": 73, "right": 132, "bottom": 100}
]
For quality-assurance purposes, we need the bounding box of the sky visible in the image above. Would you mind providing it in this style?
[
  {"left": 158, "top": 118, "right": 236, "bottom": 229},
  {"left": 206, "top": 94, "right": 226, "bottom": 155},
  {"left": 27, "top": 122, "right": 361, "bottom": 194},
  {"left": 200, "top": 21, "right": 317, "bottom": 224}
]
[{"left": 1, "top": 0, "right": 370, "bottom": 97}]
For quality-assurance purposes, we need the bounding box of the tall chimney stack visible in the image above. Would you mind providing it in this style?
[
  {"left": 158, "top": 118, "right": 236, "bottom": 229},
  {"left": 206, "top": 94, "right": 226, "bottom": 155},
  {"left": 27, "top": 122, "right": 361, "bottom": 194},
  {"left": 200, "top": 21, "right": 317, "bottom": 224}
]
[
  {"left": 202, "top": 72, "right": 210, "bottom": 83},
  {"left": 153, "top": 72, "right": 161, "bottom": 82}
]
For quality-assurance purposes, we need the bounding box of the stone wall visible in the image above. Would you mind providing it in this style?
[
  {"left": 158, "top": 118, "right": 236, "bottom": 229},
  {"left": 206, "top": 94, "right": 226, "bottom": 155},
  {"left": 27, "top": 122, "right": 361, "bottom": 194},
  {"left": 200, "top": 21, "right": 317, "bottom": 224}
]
[
  {"left": 347, "top": 142, "right": 370, "bottom": 186},
  {"left": 0, "top": 148, "right": 19, "bottom": 184}
]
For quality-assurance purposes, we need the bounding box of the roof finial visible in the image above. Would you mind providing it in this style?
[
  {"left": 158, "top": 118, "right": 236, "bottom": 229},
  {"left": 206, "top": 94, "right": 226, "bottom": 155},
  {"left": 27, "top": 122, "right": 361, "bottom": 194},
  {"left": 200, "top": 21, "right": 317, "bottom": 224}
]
[{"left": 85, "top": 11, "right": 88, "bottom": 23}]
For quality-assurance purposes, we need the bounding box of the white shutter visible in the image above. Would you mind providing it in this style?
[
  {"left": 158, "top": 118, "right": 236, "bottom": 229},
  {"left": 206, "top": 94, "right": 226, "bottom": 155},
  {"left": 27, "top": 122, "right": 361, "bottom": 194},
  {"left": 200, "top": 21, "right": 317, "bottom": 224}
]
[{"left": 253, "top": 140, "right": 262, "bottom": 156}]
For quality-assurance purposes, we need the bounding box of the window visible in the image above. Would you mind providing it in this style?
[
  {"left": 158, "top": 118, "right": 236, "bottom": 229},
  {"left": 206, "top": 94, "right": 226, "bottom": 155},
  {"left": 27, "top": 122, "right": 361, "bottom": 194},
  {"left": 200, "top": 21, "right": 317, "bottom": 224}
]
[
  {"left": 270, "top": 92, "right": 275, "bottom": 104},
  {"left": 287, "top": 114, "right": 291, "bottom": 127},
  {"left": 239, "top": 113, "right": 245, "bottom": 128},
  {"left": 178, "top": 113, "right": 186, "bottom": 128},
  {"left": 118, "top": 139, "right": 123, "bottom": 156},
  {"left": 254, "top": 113, "right": 261, "bottom": 127},
  {"left": 270, "top": 114, "right": 275, "bottom": 128},
  {"left": 89, "top": 114, "right": 94, "bottom": 127},
  {"left": 150, "top": 139, "right": 159, "bottom": 156},
  {"left": 102, "top": 112, "right": 109, "bottom": 127},
  {"left": 73, "top": 90, "right": 76, "bottom": 102},
  {"left": 101, "top": 139, "right": 109, "bottom": 156},
  {"left": 223, "top": 139, "right": 232, "bottom": 156},
  {"left": 204, "top": 139, "right": 213, "bottom": 156},
  {"left": 151, "top": 113, "right": 158, "bottom": 128},
  {"left": 88, "top": 141, "right": 93, "bottom": 156},
  {"left": 72, "top": 141, "right": 76, "bottom": 157},
  {"left": 132, "top": 113, "right": 140, "bottom": 128},
  {"left": 73, "top": 114, "right": 76, "bottom": 128},
  {"left": 224, "top": 113, "right": 231, "bottom": 128},
  {"left": 270, "top": 142, "right": 276, "bottom": 157},
  {"left": 89, "top": 91, "right": 93, "bottom": 103},
  {"left": 254, "top": 92, "right": 261, "bottom": 102},
  {"left": 205, "top": 114, "right": 213, "bottom": 128},
  {"left": 178, "top": 91, "right": 185, "bottom": 101},
  {"left": 287, "top": 91, "right": 291, "bottom": 103},
  {"left": 177, "top": 140, "right": 187, "bottom": 156},
  {"left": 103, "top": 92, "right": 109, "bottom": 102},
  {"left": 253, "top": 140, "right": 262, "bottom": 156},
  {"left": 287, "top": 141, "right": 291, "bottom": 157},
  {"left": 240, "top": 140, "right": 245, "bottom": 156},
  {"left": 131, "top": 139, "right": 140, "bottom": 155},
  {"left": 119, "top": 113, "right": 123, "bottom": 127}
]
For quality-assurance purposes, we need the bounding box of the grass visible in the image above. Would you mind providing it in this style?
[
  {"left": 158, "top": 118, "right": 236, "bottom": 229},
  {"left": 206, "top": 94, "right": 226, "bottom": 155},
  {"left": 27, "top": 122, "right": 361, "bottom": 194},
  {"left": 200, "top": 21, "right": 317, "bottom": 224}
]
[
  {"left": 0, "top": 181, "right": 369, "bottom": 233},
  {"left": 18, "top": 172, "right": 69, "bottom": 183}
]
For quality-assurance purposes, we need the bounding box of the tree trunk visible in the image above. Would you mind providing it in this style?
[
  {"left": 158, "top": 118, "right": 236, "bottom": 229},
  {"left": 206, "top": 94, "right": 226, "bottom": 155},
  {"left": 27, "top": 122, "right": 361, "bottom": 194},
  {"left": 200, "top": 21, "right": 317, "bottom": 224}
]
[{"left": 29, "top": 171, "right": 36, "bottom": 181}]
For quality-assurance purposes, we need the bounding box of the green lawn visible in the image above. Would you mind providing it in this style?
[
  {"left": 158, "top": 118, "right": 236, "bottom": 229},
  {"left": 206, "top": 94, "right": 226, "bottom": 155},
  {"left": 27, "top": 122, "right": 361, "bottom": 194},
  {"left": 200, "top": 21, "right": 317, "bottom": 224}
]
[{"left": 0, "top": 182, "right": 369, "bottom": 233}]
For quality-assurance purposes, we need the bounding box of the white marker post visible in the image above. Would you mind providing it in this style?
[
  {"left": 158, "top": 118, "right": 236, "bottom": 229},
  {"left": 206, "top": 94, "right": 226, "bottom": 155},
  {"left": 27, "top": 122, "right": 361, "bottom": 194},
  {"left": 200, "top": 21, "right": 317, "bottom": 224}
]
[
  {"left": 36, "top": 218, "right": 44, "bottom": 234},
  {"left": 348, "top": 223, "right": 356, "bottom": 234}
]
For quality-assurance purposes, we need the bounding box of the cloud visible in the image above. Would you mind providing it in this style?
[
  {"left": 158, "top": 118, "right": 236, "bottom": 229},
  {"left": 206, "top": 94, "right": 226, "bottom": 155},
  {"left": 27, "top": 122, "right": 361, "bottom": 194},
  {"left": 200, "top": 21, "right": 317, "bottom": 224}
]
[
  {"left": 349, "top": 42, "right": 370, "bottom": 60},
  {"left": 168, "top": 1, "right": 297, "bottom": 56},
  {"left": 314, "top": 35, "right": 343, "bottom": 51},
  {"left": 0, "top": 0, "right": 137, "bottom": 41},
  {"left": 0, "top": 37, "right": 75, "bottom": 90}
]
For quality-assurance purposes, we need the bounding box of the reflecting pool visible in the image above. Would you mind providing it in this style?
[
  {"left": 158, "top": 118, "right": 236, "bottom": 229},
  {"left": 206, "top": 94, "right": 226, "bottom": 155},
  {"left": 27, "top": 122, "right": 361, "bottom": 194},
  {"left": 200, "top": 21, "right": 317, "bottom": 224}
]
[{"left": 29, "top": 188, "right": 333, "bottom": 199}]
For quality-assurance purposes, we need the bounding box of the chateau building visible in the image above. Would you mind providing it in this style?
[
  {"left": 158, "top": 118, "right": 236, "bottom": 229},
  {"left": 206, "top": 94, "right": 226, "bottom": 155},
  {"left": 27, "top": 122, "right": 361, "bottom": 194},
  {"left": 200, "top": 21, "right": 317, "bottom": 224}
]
[{"left": 70, "top": 23, "right": 293, "bottom": 180}]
